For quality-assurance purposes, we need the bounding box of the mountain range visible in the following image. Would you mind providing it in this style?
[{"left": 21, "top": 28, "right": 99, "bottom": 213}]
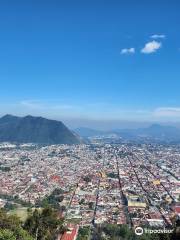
[
  {"left": 0, "top": 115, "right": 81, "bottom": 144},
  {"left": 75, "top": 124, "right": 180, "bottom": 142},
  {"left": 1, "top": 114, "right": 180, "bottom": 144}
]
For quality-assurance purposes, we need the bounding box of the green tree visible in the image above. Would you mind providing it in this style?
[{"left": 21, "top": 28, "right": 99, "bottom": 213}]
[
  {"left": 77, "top": 226, "right": 90, "bottom": 240},
  {"left": 24, "top": 206, "right": 65, "bottom": 240},
  {"left": 0, "top": 229, "right": 16, "bottom": 240},
  {"left": 0, "top": 209, "right": 33, "bottom": 240}
]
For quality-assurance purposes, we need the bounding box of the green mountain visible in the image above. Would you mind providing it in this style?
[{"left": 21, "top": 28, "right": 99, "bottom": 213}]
[{"left": 0, "top": 114, "right": 81, "bottom": 144}]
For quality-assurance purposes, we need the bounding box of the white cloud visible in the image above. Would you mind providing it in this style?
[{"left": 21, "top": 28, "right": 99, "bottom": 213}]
[
  {"left": 153, "top": 107, "right": 180, "bottom": 117},
  {"left": 20, "top": 100, "right": 79, "bottom": 111},
  {"left": 141, "top": 40, "right": 162, "bottom": 54},
  {"left": 20, "top": 100, "right": 43, "bottom": 109},
  {"left": 151, "top": 34, "right": 166, "bottom": 39},
  {"left": 121, "top": 47, "right": 135, "bottom": 54}
]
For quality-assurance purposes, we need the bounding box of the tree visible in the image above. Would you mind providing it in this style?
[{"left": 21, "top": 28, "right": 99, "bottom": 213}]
[
  {"left": 88, "top": 202, "right": 94, "bottom": 210},
  {"left": 37, "top": 188, "right": 64, "bottom": 210},
  {"left": 79, "top": 199, "right": 85, "bottom": 205},
  {"left": 83, "top": 176, "right": 91, "bottom": 183},
  {"left": 94, "top": 224, "right": 163, "bottom": 240},
  {"left": 0, "top": 209, "right": 33, "bottom": 240},
  {"left": 4, "top": 202, "right": 16, "bottom": 211},
  {"left": 24, "top": 206, "right": 65, "bottom": 240},
  {"left": 0, "top": 229, "right": 16, "bottom": 240},
  {"left": 77, "top": 226, "right": 90, "bottom": 240}
]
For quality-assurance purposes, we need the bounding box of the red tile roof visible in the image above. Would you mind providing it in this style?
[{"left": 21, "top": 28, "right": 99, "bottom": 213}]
[
  {"left": 60, "top": 225, "right": 79, "bottom": 240},
  {"left": 174, "top": 206, "right": 180, "bottom": 214}
]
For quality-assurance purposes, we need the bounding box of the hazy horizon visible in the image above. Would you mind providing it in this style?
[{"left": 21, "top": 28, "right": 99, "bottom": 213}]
[{"left": 1, "top": 113, "right": 180, "bottom": 131}]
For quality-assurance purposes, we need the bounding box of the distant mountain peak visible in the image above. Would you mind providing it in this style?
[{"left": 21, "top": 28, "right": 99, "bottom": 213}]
[
  {"left": 1, "top": 114, "right": 18, "bottom": 119},
  {"left": 0, "top": 115, "right": 81, "bottom": 144},
  {"left": 75, "top": 124, "right": 180, "bottom": 143}
]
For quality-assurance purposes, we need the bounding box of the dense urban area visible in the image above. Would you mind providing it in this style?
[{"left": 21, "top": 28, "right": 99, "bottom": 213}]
[{"left": 0, "top": 141, "right": 179, "bottom": 240}]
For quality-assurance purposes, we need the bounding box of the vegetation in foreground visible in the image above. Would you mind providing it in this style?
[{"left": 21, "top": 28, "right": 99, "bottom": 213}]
[
  {"left": 90, "top": 223, "right": 179, "bottom": 240},
  {"left": 0, "top": 206, "right": 179, "bottom": 240},
  {"left": 0, "top": 209, "right": 33, "bottom": 240},
  {"left": 0, "top": 206, "right": 65, "bottom": 240}
]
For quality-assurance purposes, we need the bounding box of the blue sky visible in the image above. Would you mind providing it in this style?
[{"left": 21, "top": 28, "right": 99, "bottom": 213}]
[{"left": 0, "top": 0, "right": 180, "bottom": 128}]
